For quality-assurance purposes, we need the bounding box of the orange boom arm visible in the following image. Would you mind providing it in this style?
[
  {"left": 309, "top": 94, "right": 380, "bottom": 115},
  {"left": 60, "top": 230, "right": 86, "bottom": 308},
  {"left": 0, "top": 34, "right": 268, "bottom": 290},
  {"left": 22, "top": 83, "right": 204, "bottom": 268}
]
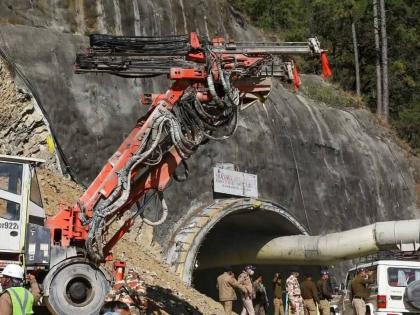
[{"left": 46, "top": 32, "right": 331, "bottom": 262}]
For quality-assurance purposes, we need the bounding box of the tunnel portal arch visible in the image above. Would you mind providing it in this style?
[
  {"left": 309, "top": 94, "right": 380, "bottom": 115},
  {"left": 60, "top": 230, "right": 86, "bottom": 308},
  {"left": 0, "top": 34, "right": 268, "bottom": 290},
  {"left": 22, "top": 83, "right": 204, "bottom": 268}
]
[{"left": 166, "top": 198, "right": 309, "bottom": 285}]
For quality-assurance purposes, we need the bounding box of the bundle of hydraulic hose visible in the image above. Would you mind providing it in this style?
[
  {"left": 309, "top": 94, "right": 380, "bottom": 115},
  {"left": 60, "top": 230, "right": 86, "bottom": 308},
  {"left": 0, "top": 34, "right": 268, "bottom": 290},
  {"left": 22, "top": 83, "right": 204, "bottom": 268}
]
[{"left": 74, "top": 32, "right": 332, "bottom": 261}]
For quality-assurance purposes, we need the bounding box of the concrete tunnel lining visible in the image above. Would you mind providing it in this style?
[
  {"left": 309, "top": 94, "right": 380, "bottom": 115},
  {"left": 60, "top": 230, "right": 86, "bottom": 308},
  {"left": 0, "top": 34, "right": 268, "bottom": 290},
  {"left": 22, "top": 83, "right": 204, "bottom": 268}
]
[{"left": 166, "top": 198, "right": 309, "bottom": 285}]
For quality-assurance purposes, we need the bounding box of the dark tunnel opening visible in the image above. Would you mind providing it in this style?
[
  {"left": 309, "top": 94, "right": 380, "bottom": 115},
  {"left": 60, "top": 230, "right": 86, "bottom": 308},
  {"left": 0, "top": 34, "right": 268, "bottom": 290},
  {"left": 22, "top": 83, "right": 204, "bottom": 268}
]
[{"left": 190, "top": 208, "right": 321, "bottom": 313}]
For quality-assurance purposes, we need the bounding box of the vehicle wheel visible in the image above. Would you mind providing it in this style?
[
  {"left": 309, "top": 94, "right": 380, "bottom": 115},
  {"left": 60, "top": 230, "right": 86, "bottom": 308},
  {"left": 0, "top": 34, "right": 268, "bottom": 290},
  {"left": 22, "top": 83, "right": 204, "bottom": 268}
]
[
  {"left": 45, "top": 262, "right": 110, "bottom": 315},
  {"left": 406, "top": 280, "right": 420, "bottom": 309}
]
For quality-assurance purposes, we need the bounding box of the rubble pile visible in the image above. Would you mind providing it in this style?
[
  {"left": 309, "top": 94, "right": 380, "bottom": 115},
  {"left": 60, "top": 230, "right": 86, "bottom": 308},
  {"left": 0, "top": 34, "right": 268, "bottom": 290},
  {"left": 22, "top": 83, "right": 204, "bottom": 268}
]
[
  {"left": 112, "top": 239, "right": 225, "bottom": 315},
  {"left": 33, "top": 162, "right": 223, "bottom": 314},
  {"left": 106, "top": 268, "right": 206, "bottom": 315},
  {"left": 38, "top": 169, "right": 224, "bottom": 315}
]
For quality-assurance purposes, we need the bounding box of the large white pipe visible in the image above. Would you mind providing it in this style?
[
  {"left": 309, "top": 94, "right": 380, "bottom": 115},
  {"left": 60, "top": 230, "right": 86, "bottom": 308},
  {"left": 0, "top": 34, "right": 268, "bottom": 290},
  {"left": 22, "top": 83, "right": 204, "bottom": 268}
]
[
  {"left": 198, "top": 220, "right": 420, "bottom": 269},
  {"left": 257, "top": 220, "right": 420, "bottom": 263}
]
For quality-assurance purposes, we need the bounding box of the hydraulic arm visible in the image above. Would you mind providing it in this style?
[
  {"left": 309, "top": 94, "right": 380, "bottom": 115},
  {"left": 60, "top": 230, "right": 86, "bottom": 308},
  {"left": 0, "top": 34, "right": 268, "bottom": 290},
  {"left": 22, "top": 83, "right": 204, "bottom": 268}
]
[{"left": 46, "top": 32, "right": 331, "bottom": 262}]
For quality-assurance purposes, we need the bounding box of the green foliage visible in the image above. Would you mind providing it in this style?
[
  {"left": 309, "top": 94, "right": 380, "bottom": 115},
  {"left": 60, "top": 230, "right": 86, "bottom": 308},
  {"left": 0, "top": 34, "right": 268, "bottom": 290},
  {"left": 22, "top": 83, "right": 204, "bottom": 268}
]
[
  {"left": 394, "top": 104, "right": 420, "bottom": 153},
  {"left": 231, "top": 0, "right": 310, "bottom": 40},
  {"left": 300, "top": 76, "right": 364, "bottom": 108},
  {"left": 230, "top": 0, "right": 420, "bottom": 151}
]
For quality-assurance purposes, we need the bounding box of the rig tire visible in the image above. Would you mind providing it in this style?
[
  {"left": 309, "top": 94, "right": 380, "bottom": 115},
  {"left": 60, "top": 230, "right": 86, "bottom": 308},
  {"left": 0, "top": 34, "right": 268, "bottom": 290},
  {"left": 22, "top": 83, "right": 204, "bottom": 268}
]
[{"left": 45, "top": 260, "right": 110, "bottom": 315}]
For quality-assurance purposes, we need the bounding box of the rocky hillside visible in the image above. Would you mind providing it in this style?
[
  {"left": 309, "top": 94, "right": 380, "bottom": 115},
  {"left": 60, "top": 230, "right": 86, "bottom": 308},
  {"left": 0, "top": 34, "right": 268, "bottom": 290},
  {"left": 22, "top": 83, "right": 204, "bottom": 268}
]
[{"left": 0, "top": 59, "right": 58, "bottom": 170}]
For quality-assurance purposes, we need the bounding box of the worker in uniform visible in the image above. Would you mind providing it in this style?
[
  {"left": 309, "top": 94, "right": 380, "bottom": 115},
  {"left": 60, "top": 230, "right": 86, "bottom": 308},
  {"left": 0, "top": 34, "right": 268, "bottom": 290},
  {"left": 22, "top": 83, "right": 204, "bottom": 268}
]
[
  {"left": 300, "top": 274, "right": 319, "bottom": 315},
  {"left": 0, "top": 264, "right": 41, "bottom": 315},
  {"left": 317, "top": 270, "right": 333, "bottom": 315},
  {"left": 252, "top": 274, "right": 269, "bottom": 315},
  {"left": 273, "top": 273, "right": 285, "bottom": 315},
  {"left": 286, "top": 269, "right": 304, "bottom": 315},
  {"left": 217, "top": 266, "right": 246, "bottom": 315},
  {"left": 238, "top": 265, "right": 256, "bottom": 315},
  {"left": 351, "top": 268, "right": 374, "bottom": 315}
]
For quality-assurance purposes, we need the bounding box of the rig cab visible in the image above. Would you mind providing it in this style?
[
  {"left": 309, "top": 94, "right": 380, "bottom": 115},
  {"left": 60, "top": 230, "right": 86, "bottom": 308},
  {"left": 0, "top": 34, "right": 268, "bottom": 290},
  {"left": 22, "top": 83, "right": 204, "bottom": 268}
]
[
  {"left": 0, "top": 155, "right": 110, "bottom": 314},
  {"left": 0, "top": 154, "right": 49, "bottom": 270}
]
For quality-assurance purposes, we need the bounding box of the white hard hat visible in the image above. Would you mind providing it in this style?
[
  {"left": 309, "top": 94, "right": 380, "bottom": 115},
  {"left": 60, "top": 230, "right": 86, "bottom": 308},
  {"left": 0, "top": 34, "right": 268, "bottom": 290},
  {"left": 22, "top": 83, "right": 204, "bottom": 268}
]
[{"left": 1, "top": 264, "right": 24, "bottom": 279}]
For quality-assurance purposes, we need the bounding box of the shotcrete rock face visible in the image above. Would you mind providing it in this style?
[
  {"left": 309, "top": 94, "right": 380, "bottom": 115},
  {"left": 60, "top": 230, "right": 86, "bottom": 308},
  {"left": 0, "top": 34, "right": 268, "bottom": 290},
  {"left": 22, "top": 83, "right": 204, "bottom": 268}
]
[{"left": 0, "top": 0, "right": 261, "bottom": 40}]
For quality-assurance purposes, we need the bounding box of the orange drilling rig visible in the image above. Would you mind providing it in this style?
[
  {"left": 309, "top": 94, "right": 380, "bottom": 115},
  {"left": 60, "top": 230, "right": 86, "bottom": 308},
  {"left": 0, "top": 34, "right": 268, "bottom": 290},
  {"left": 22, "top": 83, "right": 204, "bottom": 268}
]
[{"left": 0, "top": 32, "right": 330, "bottom": 314}]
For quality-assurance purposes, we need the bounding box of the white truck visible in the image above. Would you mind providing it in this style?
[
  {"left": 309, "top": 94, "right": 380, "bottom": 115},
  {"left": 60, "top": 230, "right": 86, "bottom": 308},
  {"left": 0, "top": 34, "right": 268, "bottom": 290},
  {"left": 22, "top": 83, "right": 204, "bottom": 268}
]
[{"left": 333, "top": 259, "right": 420, "bottom": 315}]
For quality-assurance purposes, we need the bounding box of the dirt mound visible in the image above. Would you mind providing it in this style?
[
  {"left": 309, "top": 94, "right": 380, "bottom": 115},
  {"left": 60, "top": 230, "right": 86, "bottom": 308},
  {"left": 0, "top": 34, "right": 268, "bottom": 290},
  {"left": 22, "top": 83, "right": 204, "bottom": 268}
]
[{"left": 38, "top": 168, "right": 224, "bottom": 315}]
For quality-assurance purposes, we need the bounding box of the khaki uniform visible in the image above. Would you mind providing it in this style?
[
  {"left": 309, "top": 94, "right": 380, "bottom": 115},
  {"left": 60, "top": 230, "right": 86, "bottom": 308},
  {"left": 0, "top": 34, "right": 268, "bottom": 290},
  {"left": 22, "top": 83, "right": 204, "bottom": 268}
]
[
  {"left": 273, "top": 277, "right": 285, "bottom": 315},
  {"left": 300, "top": 279, "right": 319, "bottom": 315},
  {"left": 239, "top": 272, "right": 255, "bottom": 315},
  {"left": 286, "top": 275, "right": 304, "bottom": 315},
  {"left": 217, "top": 272, "right": 243, "bottom": 315},
  {"left": 319, "top": 300, "right": 330, "bottom": 315},
  {"left": 351, "top": 274, "right": 374, "bottom": 315},
  {"left": 317, "top": 279, "right": 333, "bottom": 315}
]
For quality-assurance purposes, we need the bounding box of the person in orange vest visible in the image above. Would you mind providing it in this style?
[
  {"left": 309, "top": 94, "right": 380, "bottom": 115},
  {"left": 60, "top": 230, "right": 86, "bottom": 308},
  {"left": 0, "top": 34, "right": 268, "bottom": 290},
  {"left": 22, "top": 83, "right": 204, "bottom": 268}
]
[{"left": 0, "top": 264, "right": 41, "bottom": 315}]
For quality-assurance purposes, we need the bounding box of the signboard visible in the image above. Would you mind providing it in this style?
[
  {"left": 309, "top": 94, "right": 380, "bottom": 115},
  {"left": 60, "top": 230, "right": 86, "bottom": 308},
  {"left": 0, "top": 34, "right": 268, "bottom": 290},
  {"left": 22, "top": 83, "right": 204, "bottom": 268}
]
[{"left": 213, "top": 167, "right": 258, "bottom": 198}]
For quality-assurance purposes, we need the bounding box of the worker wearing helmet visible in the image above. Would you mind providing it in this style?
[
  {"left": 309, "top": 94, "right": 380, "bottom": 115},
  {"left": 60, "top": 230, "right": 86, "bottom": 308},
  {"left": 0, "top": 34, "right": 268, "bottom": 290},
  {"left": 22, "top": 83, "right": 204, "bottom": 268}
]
[{"left": 0, "top": 264, "right": 41, "bottom": 315}]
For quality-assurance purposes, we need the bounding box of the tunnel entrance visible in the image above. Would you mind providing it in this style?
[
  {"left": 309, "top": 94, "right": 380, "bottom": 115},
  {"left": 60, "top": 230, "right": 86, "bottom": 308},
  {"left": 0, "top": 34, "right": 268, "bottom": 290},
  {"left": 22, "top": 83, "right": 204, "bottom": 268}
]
[
  {"left": 192, "top": 208, "right": 305, "bottom": 269},
  {"left": 176, "top": 202, "right": 320, "bottom": 314},
  {"left": 167, "top": 198, "right": 319, "bottom": 305}
]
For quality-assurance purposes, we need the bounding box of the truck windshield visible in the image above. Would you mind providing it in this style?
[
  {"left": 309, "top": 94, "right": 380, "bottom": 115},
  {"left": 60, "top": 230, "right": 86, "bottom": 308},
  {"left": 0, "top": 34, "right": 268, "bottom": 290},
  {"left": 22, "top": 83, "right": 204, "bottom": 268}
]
[
  {"left": 0, "top": 162, "right": 22, "bottom": 195},
  {"left": 388, "top": 267, "right": 420, "bottom": 287}
]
